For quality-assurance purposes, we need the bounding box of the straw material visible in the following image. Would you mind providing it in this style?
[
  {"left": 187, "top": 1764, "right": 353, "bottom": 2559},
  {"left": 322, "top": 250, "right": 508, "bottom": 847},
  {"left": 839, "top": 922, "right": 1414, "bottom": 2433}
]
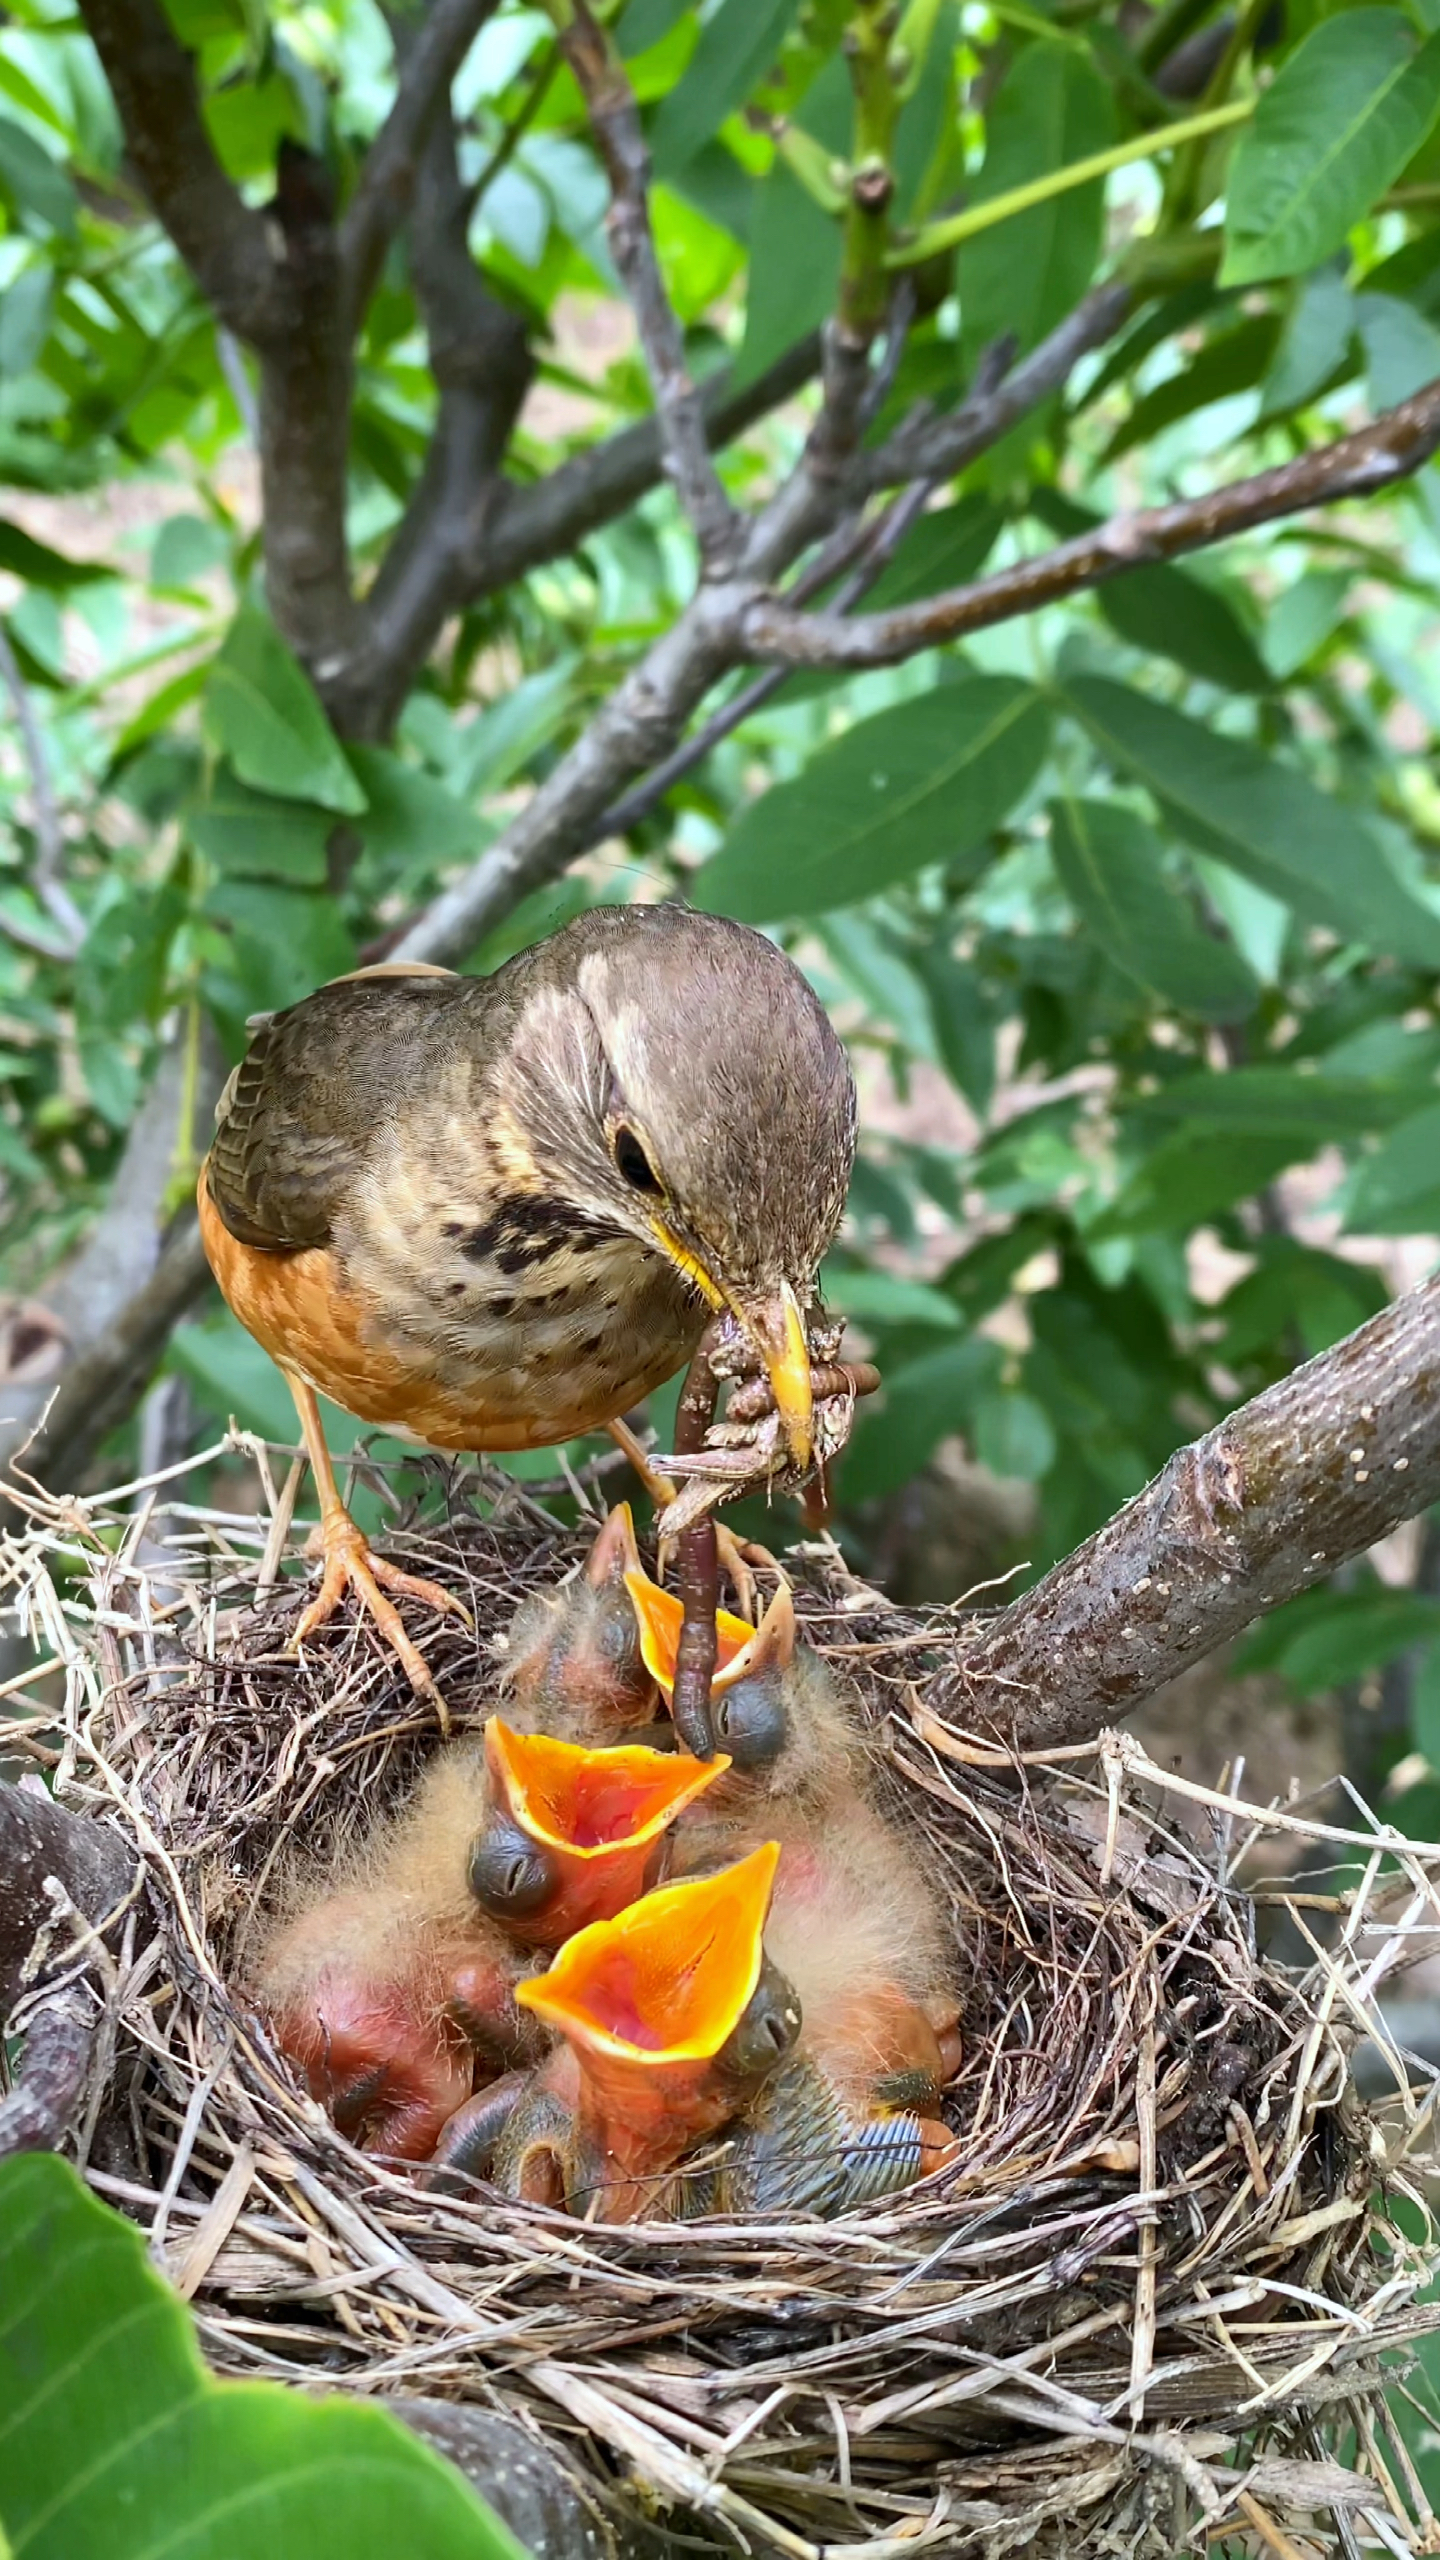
[{"left": 4, "top": 1434, "right": 1440, "bottom": 2558}]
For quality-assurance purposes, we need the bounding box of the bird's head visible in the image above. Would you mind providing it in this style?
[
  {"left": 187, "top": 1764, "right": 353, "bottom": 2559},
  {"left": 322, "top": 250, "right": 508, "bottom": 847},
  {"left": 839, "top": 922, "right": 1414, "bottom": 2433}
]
[
  {"left": 500, "top": 909, "right": 856, "bottom": 1469},
  {"left": 468, "top": 1718, "right": 728, "bottom": 1947}
]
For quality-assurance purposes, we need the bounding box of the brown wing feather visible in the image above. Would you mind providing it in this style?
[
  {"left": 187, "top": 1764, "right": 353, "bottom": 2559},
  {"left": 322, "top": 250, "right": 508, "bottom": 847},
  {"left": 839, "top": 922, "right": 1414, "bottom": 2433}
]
[{"left": 205, "top": 964, "right": 478, "bottom": 1253}]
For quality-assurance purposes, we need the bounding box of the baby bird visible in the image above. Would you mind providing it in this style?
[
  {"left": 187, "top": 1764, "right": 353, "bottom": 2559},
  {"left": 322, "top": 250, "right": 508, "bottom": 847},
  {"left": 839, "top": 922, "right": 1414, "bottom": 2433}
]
[
  {"left": 627, "top": 1569, "right": 962, "bottom": 2208},
  {"left": 488, "top": 1845, "right": 801, "bottom": 2221},
  {"left": 497, "top": 1504, "right": 659, "bottom": 1744},
  {"left": 466, "top": 1718, "right": 729, "bottom": 1948},
  {"left": 255, "top": 1749, "right": 542, "bottom": 2160}
]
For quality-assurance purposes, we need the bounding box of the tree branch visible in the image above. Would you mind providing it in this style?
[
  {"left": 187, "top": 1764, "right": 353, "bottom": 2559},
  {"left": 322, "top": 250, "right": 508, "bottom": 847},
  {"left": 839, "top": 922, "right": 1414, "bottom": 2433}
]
[
  {"left": 546, "top": 1, "right": 737, "bottom": 573},
  {"left": 930, "top": 1273, "right": 1440, "bottom": 1753},
  {"left": 340, "top": 0, "right": 502, "bottom": 321},
  {"left": 255, "top": 144, "right": 364, "bottom": 681},
  {"left": 327, "top": 103, "right": 534, "bottom": 740},
  {"left": 0, "top": 1030, "right": 223, "bottom": 1492},
  {"left": 467, "top": 333, "right": 821, "bottom": 598},
  {"left": 0, "top": 624, "right": 83, "bottom": 956},
  {"left": 745, "top": 374, "right": 1440, "bottom": 669},
  {"left": 75, "top": 0, "right": 279, "bottom": 340},
  {"left": 861, "top": 279, "right": 1134, "bottom": 497}
]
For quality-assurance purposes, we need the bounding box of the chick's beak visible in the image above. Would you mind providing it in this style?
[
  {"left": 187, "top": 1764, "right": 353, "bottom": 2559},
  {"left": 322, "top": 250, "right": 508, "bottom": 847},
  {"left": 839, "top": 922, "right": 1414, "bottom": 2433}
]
[{"left": 738, "top": 1279, "right": 813, "bottom": 1470}]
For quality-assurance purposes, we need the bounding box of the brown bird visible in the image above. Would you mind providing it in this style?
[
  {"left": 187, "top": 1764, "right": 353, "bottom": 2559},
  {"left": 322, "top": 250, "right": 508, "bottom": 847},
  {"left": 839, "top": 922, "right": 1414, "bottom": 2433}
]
[
  {"left": 198, "top": 910, "right": 856, "bottom": 1710},
  {"left": 491, "top": 1844, "right": 800, "bottom": 2220}
]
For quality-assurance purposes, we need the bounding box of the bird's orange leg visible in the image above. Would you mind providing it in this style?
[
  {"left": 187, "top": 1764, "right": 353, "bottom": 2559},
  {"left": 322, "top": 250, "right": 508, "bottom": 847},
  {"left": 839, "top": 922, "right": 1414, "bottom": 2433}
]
[
  {"left": 606, "top": 1418, "right": 774, "bottom": 1621},
  {"left": 288, "top": 1377, "right": 469, "bottom": 1720}
]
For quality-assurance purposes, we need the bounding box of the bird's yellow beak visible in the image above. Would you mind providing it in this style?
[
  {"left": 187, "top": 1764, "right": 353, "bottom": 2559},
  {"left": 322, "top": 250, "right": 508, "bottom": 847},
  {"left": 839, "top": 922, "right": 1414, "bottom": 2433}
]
[{"left": 648, "top": 1219, "right": 814, "bottom": 1471}]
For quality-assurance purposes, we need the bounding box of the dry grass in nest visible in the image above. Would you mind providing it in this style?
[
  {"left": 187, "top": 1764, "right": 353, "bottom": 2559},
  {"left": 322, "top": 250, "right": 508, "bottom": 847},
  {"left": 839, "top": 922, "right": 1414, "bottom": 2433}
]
[{"left": 4, "top": 1433, "right": 1440, "bottom": 2557}]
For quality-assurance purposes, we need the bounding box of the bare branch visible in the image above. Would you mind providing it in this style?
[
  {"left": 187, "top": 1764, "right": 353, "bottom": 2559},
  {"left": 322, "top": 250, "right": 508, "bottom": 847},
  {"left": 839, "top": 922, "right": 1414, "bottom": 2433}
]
[
  {"left": 746, "top": 374, "right": 1440, "bottom": 667},
  {"left": 340, "top": 0, "right": 502, "bottom": 318},
  {"left": 550, "top": 0, "right": 737, "bottom": 572},
  {"left": 0, "top": 625, "right": 83, "bottom": 955},
  {"left": 0, "top": 2000, "right": 98, "bottom": 2160},
  {"left": 0, "top": 1030, "right": 224, "bottom": 1490},
  {"left": 325, "top": 106, "right": 533, "bottom": 740},
  {"left": 862, "top": 280, "right": 1134, "bottom": 497},
  {"left": 471, "top": 333, "right": 821, "bottom": 599},
  {"left": 591, "top": 475, "right": 936, "bottom": 843},
  {"left": 930, "top": 1273, "right": 1440, "bottom": 1754},
  {"left": 0, "top": 1787, "right": 139, "bottom": 2019},
  {"left": 74, "top": 0, "right": 279, "bottom": 339}
]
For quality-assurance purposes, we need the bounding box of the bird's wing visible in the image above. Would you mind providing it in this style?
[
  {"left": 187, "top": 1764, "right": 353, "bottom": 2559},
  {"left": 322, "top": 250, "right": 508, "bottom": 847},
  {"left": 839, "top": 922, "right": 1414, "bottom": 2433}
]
[{"left": 205, "top": 964, "right": 474, "bottom": 1252}]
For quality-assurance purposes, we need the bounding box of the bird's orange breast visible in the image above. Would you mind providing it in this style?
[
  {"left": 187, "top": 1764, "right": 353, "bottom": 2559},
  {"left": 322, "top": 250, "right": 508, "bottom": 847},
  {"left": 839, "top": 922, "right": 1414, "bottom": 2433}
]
[{"left": 196, "top": 1162, "right": 681, "bottom": 1451}]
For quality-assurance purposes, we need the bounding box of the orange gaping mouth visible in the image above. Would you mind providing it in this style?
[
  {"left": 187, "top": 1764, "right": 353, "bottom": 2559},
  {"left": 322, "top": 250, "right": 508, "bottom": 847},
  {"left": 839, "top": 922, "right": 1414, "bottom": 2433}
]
[
  {"left": 624, "top": 1574, "right": 795, "bottom": 1703},
  {"left": 485, "top": 1720, "right": 726, "bottom": 1857},
  {"left": 515, "top": 1841, "right": 781, "bottom": 2065}
]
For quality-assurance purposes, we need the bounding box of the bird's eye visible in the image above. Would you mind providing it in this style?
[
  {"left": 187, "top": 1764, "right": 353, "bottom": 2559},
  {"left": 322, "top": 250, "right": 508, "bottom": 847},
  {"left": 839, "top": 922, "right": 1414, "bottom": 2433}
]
[{"left": 613, "top": 1124, "right": 662, "bottom": 1195}]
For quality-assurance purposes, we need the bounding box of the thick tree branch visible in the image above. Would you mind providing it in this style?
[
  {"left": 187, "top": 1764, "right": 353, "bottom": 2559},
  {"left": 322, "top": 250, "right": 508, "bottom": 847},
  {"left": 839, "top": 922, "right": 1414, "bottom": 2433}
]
[
  {"left": 327, "top": 104, "right": 534, "bottom": 740},
  {"left": 257, "top": 145, "right": 364, "bottom": 680},
  {"left": 931, "top": 1273, "right": 1440, "bottom": 1754},
  {"left": 745, "top": 374, "right": 1440, "bottom": 668},
  {"left": 552, "top": 1, "right": 737, "bottom": 572},
  {"left": 75, "top": 0, "right": 279, "bottom": 339},
  {"left": 340, "top": 0, "right": 501, "bottom": 319}
]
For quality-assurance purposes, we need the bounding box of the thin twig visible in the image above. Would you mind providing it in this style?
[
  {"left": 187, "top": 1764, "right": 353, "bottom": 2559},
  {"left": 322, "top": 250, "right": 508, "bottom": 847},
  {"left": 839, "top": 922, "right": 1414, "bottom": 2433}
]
[{"left": 549, "top": 0, "right": 736, "bottom": 572}]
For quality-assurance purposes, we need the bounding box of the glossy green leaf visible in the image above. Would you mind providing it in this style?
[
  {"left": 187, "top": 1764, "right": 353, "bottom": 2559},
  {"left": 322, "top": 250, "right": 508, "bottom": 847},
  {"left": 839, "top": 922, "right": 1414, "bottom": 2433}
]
[
  {"left": 861, "top": 496, "right": 1004, "bottom": 612},
  {"left": 1104, "top": 312, "right": 1282, "bottom": 461},
  {"left": 1260, "top": 266, "right": 1356, "bottom": 419},
  {"left": 972, "top": 1387, "right": 1057, "bottom": 1483},
  {"left": 0, "top": 517, "right": 109, "bottom": 589},
  {"left": 1411, "top": 1637, "right": 1440, "bottom": 1768},
  {"left": 187, "top": 768, "right": 333, "bottom": 883},
  {"left": 699, "top": 678, "right": 1050, "bottom": 921},
  {"left": 1089, "top": 1128, "right": 1302, "bottom": 1239},
  {"left": 1223, "top": 14, "right": 1440, "bottom": 287},
  {"left": 1050, "top": 799, "right": 1259, "bottom": 1022},
  {"left": 348, "top": 747, "right": 490, "bottom": 877},
  {"left": 204, "top": 611, "right": 366, "bottom": 816},
  {"left": 730, "top": 57, "right": 848, "bottom": 386},
  {"left": 1343, "top": 1100, "right": 1440, "bottom": 1233},
  {"left": 0, "top": 2153, "right": 521, "bottom": 2560},
  {"left": 843, "top": 1334, "right": 1002, "bottom": 1498},
  {"left": 650, "top": 0, "right": 799, "bottom": 177},
  {"left": 204, "top": 877, "right": 357, "bottom": 1012},
  {"left": 1234, "top": 1586, "right": 1440, "bottom": 1693},
  {"left": 823, "top": 1267, "right": 963, "bottom": 1329},
  {"left": 0, "top": 112, "right": 76, "bottom": 233},
  {"left": 0, "top": 265, "right": 51, "bottom": 376},
  {"left": 960, "top": 42, "right": 1116, "bottom": 362},
  {"left": 1065, "top": 674, "right": 1440, "bottom": 965}
]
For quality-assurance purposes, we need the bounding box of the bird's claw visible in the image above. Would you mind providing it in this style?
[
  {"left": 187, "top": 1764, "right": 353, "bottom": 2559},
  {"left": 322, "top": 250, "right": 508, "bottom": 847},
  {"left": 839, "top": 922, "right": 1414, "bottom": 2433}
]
[{"left": 295, "top": 1510, "right": 467, "bottom": 1726}]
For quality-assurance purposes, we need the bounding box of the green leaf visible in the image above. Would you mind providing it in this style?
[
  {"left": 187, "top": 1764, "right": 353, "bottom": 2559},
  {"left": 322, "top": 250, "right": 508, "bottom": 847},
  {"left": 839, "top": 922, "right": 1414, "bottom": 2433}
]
[
  {"left": 1344, "top": 1099, "right": 1440, "bottom": 1233},
  {"left": 0, "top": 265, "right": 51, "bottom": 377},
  {"left": 972, "top": 1387, "right": 1056, "bottom": 1482},
  {"left": 151, "top": 514, "right": 231, "bottom": 589},
  {"left": 861, "top": 496, "right": 1004, "bottom": 612},
  {"left": 348, "top": 747, "right": 489, "bottom": 879},
  {"left": 204, "top": 877, "right": 357, "bottom": 1012},
  {"left": 1104, "top": 311, "right": 1282, "bottom": 461},
  {"left": 0, "top": 112, "right": 76, "bottom": 233},
  {"left": 448, "top": 657, "right": 579, "bottom": 800},
  {"left": 1222, "top": 14, "right": 1440, "bottom": 287},
  {"left": 1412, "top": 1636, "right": 1440, "bottom": 1767},
  {"left": 1090, "top": 1128, "right": 1301, "bottom": 1239},
  {"left": 651, "top": 0, "right": 800, "bottom": 178},
  {"left": 1031, "top": 489, "right": 1271, "bottom": 693},
  {"left": 0, "top": 2153, "right": 521, "bottom": 2560},
  {"left": 730, "top": 56, "right": 849, "bottom": 387},
  {"left": 0, "top": 517, "right": 110, "bottom": 589},
  {"left": 1234, "top": 1587, "right": 1440, "bottom": 1693},
  {"left": 204, "top": 611, "right": 366, "bottom": 816},
  {"left": 699, "top": 678, "right": 1051, "bottom": 921},
  {"left": 823, "top": 1267, "right": 963, "bottom": 1329},
  {"left": 1260, "top": 266, "right": 1356, "bottom": 418},
  {"left": 1065, "top": 674, "right": 1440, "bottom": 965},
  {"left": 843, "top": 1334, "right": 1002, "bottom": 1497},
  {"left": 1050, "top": 798, "right": 1259, "bottom": 1023},
  {"left": 960, "top": 41, "right": 1117, "bottom": 363},
  {"left": 188, "top": 767, "right": 333, "bottom": 883}
]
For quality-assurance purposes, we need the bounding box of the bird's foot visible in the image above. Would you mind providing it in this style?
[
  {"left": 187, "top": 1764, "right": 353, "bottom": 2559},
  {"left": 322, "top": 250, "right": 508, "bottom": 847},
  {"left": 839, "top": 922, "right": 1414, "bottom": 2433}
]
[{"left": 296, "top": 1508, "right": 469, "bottom": 1723}]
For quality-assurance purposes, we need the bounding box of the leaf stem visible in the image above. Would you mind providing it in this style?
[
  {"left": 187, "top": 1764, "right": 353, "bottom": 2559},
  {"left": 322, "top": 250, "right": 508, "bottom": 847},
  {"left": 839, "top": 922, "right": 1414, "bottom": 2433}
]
[{"left": 888, "top": 95, "right": 1252, "bottom": 265}]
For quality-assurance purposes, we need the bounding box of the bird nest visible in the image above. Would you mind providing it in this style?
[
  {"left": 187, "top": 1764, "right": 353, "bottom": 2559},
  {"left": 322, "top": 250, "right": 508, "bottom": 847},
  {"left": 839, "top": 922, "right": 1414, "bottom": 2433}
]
[{"left": 5, "top": 1438, "right": 1440, "bottom": 2559}]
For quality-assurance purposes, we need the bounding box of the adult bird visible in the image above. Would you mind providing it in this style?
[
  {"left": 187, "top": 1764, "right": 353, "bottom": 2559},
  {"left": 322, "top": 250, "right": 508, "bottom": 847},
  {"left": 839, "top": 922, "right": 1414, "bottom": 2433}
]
[{"left": 198, "top": 909, "right": 857, "bottom": 1717}]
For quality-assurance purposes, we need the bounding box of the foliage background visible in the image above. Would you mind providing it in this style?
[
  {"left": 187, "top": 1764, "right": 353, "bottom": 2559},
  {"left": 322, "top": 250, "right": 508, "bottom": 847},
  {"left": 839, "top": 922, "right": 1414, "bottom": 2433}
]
[{"left": 4, "top": 0, "right": 1440, "bottom": 1914}]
